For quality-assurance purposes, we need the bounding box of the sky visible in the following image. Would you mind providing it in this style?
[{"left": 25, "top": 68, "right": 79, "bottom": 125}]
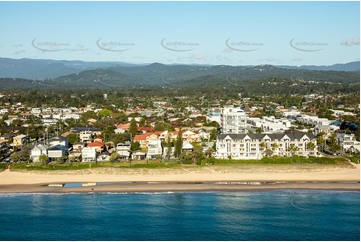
[{"left": 0, "top": 1, "right": 359, "bottom": 66}]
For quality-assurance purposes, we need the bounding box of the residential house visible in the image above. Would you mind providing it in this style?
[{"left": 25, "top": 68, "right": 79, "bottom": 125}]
[
  {"left": 216, "top": 132, "right": 318, "bottom": 160},
  {"left": 47, "top": 145, "right": 67, "bottom": 162},
  {"left": 13, "top": 134, "right": 27, "bottom": 147},
  {"left": 81, "top": 147, "right": 97, "bottom": 162},
  {"left": 79, "top": 131, "right": 93, "bottom": 143},
  {"left": 73, "top": 142, "right": 86, "bottom": 151},
  {"left": 314, "top": 125, "right": 340, "bottom": 137},
  {"left": 116, "top": 143, "right": 131, "bottom": 159},
  {"left": 134, "top": 134, "right": 148, "bottom": 149},
  {"left": 30, "top": 144, "right": 48, "bottom": 162},
  {"left": 98, "top": 150, "right": 111, "bottom": 162},
  {"left": 94, "top": 136, "right": 104, "bottom": 143},
  {"left": 0, "top": 133, "right": 15, "bottom": 143},
  {"left": 49, "top": 136, "right": 69, "bottom": 148},
  {"left": 87, "top": 141, "right": 105, "bottom": 153},
  {"left": 132, "top": 151, "right": 146, "bottom": 160},
  {"left": 146, "top": 139, "right": 162, "bottom": 159},
  {"left": 336, "top": 133, "right": 360, "bottom": 153}
]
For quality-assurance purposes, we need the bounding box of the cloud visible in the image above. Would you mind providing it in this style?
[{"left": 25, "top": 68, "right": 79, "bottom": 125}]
[
  {"left": 258, "top": 57, "right": 281, "bottom": 63},
  {"left": 340, "top": 37, "right": 359, "bottom": 46},
  {"left": 291, "top": 57, "right": 303, "bottom": 62},
  {"left": 13, "top": 44, "right": 24, "bottom": 48},
  {"left": 13, "top": 50, "right": 26, "bottom": 55},
  {"left": 222, "top": 48, "right": 234, "bottom": 54}
]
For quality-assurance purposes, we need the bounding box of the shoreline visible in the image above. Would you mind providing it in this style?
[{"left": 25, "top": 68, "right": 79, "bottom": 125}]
[
  {"left": 0, "top": 181, "right": 359, "bottom": 194},
  {"left": 0, "top": 164, "right": 359, "bottom": 193}
]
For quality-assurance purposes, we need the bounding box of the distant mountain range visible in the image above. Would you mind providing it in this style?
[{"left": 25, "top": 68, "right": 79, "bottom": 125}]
[
  {"left": 0, "top": 57, "right": 141, "bottom": 79},
  {"left": 279, "top": 61, "right": 360, "bottom": 72},
  {"left": 0, "top": 57, "right": 359, "bottom": 80}
]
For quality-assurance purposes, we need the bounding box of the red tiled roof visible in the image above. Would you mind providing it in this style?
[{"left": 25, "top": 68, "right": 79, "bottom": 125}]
[
  {"left": 87, "top": 141, "right": 105, "bottom": 147},
  {"left": 117, "top": 123, "right": 130, "bottom": 129},
  {"left": 137, "top": 126, "right": 154, "bottom": 132},
  {"left": 146, "top": 131, "right": 162, "bottom": 137},
  {"left": 134, "top": 134, "right": 147, "bottom": 141}
]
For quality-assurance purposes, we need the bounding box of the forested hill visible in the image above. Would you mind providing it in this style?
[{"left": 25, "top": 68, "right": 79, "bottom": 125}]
[
  {"left": 0, "top": 63, "right": 359, "bottom": 96},
  {"left": 0, "top": 57, "right": 359, "bottom": 80}
]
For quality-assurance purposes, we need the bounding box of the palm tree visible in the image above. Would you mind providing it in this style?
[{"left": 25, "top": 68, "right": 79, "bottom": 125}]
[
  {"left": 288, "top": 144, "right": 298, "bottom": 156},
  {"left": 271, "top": 143, "right": 279, "bottom": 155},
  {"left": 306, "top": 142, "right": 317, "bottom": 157}
]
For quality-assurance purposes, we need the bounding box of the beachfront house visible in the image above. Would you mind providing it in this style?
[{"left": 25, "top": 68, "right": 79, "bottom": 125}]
[
  {"left": 30, "top": 144, "right": 49, "bottom": 162},
  {"left": 82, "top": 147, "right": 97, "bottom": 162},
  {"left": 146, "top": 139, "right": 162, "bottom": 159},
  {"left": 116, "top": 143, "right": 131, "bottom": 159},
  {"left": 47, "top": 145, "right": 67, "bottom": 162}
]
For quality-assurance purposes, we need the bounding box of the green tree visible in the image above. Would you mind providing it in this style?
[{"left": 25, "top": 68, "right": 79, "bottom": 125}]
[
  {"left": 306, "top": 142, "right": 316, "bottom": 151},
  {"left": 67, "top": 133, "right": 78, "bottom": 144},
  {"left": 80, "top": 111, "right": 97, "bottom": 125},
  {"left": 288, "top": 144, "right": 298, "bottom": 156},
  {"left": 210, "top": 128, "right": 218, "bottom": 141},
  {"left": 98, "top": 108, "right": 113, "bottom": 119},
  {"left": 109, "top": 151, "right": 121, "bottom": 163},
  {"left": 129, "top": 118, "right": 138, "bottom": 137},
  {"left": 131, "top": 141, "right": 141, "bottom": 151},
  {"left": 154, "top": 121, "right": 172, "bottom": 131},
  {"left": 39, "top": 154, "right": 49, "bottom": 165},
  {"left": 174, "top": 130, "right": 183, "bottom": 158}
]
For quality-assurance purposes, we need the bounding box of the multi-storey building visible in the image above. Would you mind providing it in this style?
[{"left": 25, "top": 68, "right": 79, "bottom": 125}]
[
  {"left": 216, "top": 131, "right": 317, "bottom": 159},
  {"left": 221, "top": 107, "right": 247, "bottom": 134}
]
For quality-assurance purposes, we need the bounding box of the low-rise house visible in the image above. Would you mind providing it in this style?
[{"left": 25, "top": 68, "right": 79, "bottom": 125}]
[
  {"left": 49, "top": 136, "right": 69, "bottom": 148},
  {"left": 146, "top": 139, "right": 162, "bottom": 159},
  {"left": 81, "top": 147, "right": 97, "bottom": 162},
  {"left": 134, "top": 134, "right": 148, "bottom": 149},
  {"left": 87, "top": 141, "right": 105, "bottom": 153},
  {"left": 216, "top": 131, "right": 318, "bottom": 160},
  {"left": 182, "top": 141, "right": 194, "bottom": 151},
  {"left": 116, "top": 143, "right": 131, "bottom": 159},
  {"left": 0, "top": 133, "right": 15, "bottom": 143},
  {"left": 98, "top": 150, "right": 111, "bottom": 162},
  {"left": 13, "top": 134, "right": 27, "bottom": 147},
  {"left": 47, "top": 145, "right": 67, "bottom": 162},
  {"left": 73, "top": 142, "right": 86, "bottom": 151},
  {"left": 79, "top": 131, "right": 93, "bottom": 143},
  {"left": 336, "top": 133, "right": 360, "bottom": 153},
  {"left": 30, "top": 144, "right": 48, "bottom": 162},
  {"left": 132, "top": 151, "right": 146, "bottom": 160},
  {"left": 314, "top": 125, "right": 339, "bottom": 137}
]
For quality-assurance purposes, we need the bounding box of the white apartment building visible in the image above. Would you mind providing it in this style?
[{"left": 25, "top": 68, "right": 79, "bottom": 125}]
[
  {"left": 222, "top": 107, "right": 247, "bottom": 134},
  {"left": 216, "top": 132, "right": 317, "bottom": 160}
]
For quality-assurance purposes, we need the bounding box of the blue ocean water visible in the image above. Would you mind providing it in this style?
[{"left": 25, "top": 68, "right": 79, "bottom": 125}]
[{"left": 0, "top": 190, "right": 359, "bottom": 241}]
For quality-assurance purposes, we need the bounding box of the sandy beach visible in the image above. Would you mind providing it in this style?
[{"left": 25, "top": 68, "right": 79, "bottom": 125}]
[{"left": 0, "top": 164, "right": 359, "bottom": 193}]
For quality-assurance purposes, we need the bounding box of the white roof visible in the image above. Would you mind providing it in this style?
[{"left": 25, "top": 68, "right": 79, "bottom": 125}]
[{"left": 182, "top": 141, "right": 193, "bottom": 150}]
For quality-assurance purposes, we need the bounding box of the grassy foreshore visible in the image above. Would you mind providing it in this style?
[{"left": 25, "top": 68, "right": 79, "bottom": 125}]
[{"left": 0, "top": 156, "right": 356, "bottom": 172}]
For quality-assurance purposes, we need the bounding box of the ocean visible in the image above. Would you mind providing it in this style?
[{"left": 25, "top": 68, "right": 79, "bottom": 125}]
[{"left": 0, "top": 190, "right": 359, "bottom": 241}]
